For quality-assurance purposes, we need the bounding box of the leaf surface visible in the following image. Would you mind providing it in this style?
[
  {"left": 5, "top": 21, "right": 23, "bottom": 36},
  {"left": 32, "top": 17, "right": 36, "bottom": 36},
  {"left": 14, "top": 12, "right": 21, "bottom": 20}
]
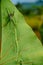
[{"left": 1, "top": 0, "right": 43, "bottom": 65}]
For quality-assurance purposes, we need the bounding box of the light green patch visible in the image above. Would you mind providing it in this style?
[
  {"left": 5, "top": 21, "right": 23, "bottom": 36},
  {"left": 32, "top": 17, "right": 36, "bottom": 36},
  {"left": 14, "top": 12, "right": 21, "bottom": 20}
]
[{"left": 0, "top": 0, "right": 43, "bottom": 65}]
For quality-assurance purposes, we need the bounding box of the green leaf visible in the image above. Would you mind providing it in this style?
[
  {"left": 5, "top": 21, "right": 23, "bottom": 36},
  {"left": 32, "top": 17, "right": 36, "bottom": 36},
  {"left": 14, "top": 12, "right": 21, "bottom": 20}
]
[{"left": 1, "top": 0, "right": 43, "bottom": 65}]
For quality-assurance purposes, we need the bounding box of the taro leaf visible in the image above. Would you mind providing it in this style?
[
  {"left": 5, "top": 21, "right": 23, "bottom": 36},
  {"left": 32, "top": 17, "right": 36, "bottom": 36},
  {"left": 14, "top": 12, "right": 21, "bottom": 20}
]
[{"left": 0, "top": 0, "right": 43, "bottom": 65}]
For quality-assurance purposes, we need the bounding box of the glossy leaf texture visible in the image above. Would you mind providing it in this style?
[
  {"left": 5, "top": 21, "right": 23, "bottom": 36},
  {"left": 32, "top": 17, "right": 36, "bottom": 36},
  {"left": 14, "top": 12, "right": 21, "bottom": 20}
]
[{"left": 0, "top": 0, "right": 43, "bottom": 65}]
